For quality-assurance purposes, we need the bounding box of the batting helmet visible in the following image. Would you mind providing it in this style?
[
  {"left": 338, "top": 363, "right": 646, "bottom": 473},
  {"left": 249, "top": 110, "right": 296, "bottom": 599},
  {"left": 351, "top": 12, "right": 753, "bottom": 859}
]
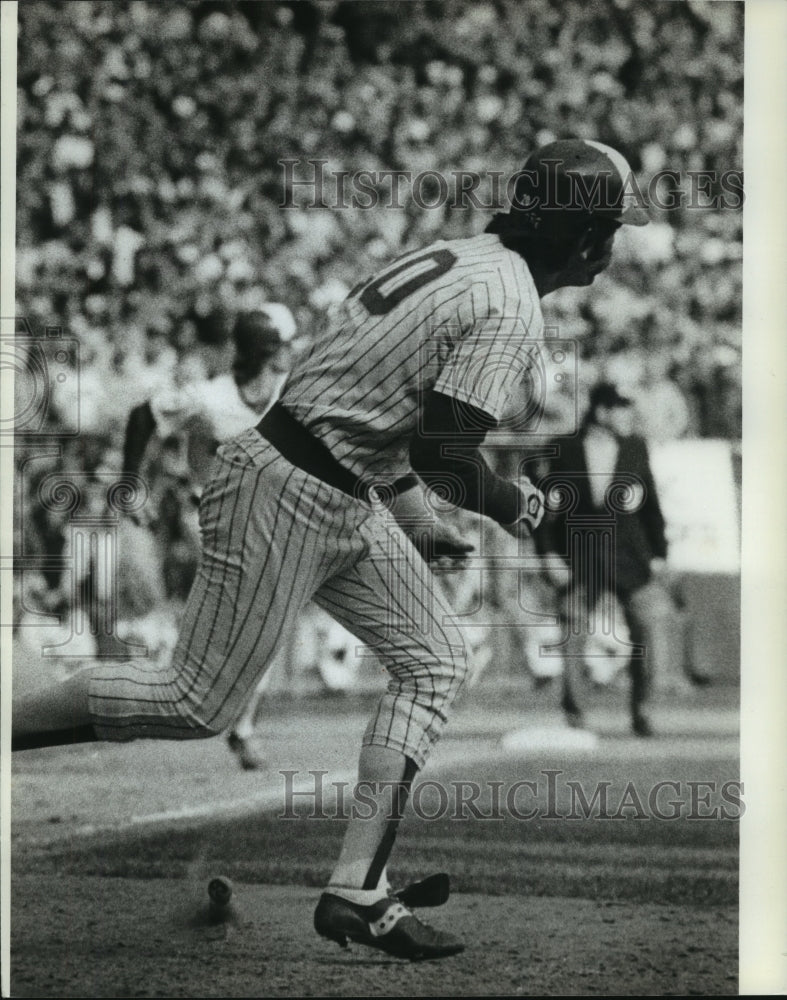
[
  {"left": 231, "top": 305, "right": 297, "bottom": 384},
  {"left": 512, "top": 139, "right": 649, "bottom": 226}
]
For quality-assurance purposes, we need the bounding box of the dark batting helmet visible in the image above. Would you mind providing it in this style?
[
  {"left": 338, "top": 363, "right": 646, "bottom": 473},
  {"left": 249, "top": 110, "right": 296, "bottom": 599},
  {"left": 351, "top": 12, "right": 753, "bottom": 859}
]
[
  {"left": 231, "top": 305, "right": 297, "bottom": 384},
  {"left": 512, "top": 138, "right": 649, "bottom": 226}
]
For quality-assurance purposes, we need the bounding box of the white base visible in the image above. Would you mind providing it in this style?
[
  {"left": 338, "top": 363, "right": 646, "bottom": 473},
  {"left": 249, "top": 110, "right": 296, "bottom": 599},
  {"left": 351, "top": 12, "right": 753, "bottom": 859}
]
[{"left": 499, "top": 725, "right": 600, "bottom": 754}]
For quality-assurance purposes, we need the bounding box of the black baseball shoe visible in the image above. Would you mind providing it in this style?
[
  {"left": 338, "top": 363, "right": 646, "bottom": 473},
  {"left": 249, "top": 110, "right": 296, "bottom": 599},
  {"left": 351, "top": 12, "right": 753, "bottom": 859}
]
[
  {"left": 314, "top": 892, "right": 465, "bottom": 961},
  {"left": 563, "top": 705, "right": 587, "bottom": 730},
  {"left": 393, "top": 873, "right": 450, "bottom": 909},
  {"left": 632, "top": 712, "right": 655, "bottom": 738}
]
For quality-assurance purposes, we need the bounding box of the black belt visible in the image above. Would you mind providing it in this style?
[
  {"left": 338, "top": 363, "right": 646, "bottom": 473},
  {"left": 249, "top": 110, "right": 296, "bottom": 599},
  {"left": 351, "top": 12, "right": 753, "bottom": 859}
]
[{"left": 256, "top": 402, "right": 367, "bottom": 500}]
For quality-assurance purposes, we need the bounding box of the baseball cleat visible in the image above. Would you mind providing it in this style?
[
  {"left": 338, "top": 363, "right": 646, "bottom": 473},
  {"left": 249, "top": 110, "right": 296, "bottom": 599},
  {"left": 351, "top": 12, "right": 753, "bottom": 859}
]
[
  {"left": 313, "top": 892, "right": 465, "bottom": 961},
  {"left": 632, "top": 713, "right": 655, "bottom": 738},
  {"left": 393, "top": 872, "right": 451, "bottom": 908},
  {"left": 563, "top": 707, "right": 586, "bottom": 730}
]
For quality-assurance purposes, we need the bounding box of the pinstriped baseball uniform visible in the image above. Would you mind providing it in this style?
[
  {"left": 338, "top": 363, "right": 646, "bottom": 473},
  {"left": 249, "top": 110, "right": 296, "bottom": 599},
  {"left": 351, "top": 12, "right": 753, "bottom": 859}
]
[
  {"left": 88, "top": 232, "right": 545, "bottom": 768},
  {"left": 284, "top": 233, "right": 543, "bottom": 478}
]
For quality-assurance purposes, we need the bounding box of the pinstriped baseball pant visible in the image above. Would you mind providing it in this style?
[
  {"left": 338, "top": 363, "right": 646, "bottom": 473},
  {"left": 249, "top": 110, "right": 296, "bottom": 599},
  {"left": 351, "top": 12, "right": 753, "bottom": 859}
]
[{"left": 89, "top": 429, "right": 468, "bottom": 769}]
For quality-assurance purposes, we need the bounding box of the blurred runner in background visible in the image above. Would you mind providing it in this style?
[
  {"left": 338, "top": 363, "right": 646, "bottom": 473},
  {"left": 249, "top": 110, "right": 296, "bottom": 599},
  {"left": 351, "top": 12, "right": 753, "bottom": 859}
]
[{"left": 120, "top": 306, "right": 306, "bottom": 768}]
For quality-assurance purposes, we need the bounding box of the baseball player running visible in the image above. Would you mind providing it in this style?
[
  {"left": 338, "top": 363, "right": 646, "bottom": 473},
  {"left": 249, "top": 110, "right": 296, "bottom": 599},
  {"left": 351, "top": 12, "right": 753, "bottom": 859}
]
[
  {"left": 121, "top": 305, "right": 304, "bottom": 770},
  {"left": 14, "top": 139, "right": 647, "bottom": 960}
]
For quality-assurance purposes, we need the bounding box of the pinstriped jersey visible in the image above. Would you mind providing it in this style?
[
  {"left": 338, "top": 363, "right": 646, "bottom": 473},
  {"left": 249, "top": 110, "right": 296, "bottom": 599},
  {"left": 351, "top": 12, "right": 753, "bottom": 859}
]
[{"left": 280, "top": 232, "right": 544, "bottom": 478}]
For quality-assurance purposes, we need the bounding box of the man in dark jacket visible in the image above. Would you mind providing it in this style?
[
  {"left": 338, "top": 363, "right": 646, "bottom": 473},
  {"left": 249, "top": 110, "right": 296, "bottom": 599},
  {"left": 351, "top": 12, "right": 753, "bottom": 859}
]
[{"left": 534, "top": 381, "right": 669, "bottom": 737}]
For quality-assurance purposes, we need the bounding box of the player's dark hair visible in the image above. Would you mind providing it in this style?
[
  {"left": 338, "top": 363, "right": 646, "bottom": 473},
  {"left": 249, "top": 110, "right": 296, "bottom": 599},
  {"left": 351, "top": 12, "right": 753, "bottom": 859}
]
[
  {"left": 485, "top": 210, "right": 619, "bottom": 269},
  {"left": 232, "top": 311, "right": 282, "bottom": 386}
]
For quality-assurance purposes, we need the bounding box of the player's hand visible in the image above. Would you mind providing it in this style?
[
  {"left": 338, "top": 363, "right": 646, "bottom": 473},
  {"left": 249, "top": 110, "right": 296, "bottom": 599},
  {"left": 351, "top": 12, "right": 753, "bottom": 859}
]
[
  {"left": 409, "top": 518, "right": 475, "bottom": 565},
  {"left": 649, "top": 557, "right": 668, "bottom": 577},
  {"left": 427, "top": 519, "right": 475, "bottom": 562},
  {"left": 388, "top": 481, "right": 474, "bottom": 564}
]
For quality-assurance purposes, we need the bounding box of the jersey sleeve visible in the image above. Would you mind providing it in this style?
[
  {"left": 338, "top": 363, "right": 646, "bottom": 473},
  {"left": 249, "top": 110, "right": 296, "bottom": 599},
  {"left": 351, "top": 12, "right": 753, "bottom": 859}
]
[{"left": 432, "top": 274, "right": 544, "bottom": 423}]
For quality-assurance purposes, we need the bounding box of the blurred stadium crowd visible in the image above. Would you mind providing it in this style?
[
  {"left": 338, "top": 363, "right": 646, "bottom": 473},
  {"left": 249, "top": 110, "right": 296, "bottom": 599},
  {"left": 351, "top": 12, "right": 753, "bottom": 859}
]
[{"left": 13, "top": 1, "right": 742, "bottom": 682}]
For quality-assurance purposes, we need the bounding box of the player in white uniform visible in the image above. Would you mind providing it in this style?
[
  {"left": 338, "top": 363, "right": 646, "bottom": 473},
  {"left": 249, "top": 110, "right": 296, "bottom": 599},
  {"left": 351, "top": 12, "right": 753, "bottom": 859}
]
[
  {"left": 14, "top": 140, "right": 648, "bottom": 960},
  {"left": 121, "top": 306, "right": 302, "bottom": 769}
]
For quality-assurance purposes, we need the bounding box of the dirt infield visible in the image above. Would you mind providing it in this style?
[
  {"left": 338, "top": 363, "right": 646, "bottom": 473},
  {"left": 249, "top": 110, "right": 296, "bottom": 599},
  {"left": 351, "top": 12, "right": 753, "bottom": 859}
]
[
  {"left": 10, "top": 877, "right": 736, "bottom": 997},
  {"left": 9, "top": 687, "right": 740, "bottom": 996}
]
